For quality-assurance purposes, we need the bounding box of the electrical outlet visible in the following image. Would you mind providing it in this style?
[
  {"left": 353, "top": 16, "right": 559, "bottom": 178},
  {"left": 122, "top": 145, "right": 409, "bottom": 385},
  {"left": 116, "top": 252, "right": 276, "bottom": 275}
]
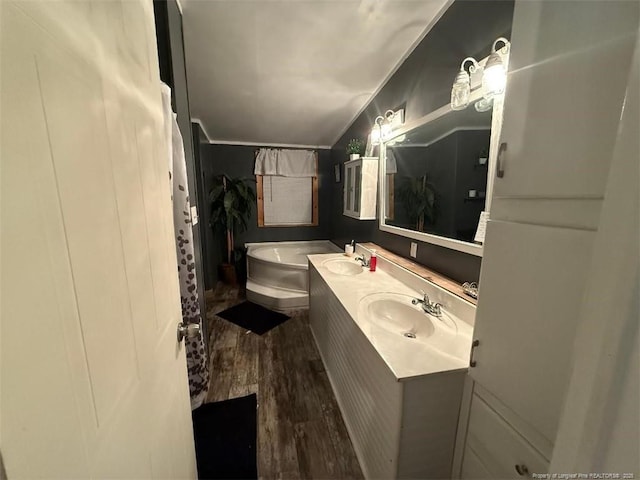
[{"left": 410, "top": 242, "right": 417, "bottom": 258}]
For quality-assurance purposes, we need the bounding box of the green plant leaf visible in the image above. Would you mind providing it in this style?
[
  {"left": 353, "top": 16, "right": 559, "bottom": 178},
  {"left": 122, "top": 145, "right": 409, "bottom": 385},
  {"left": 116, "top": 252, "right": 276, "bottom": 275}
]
[
  {"left": 223, "top": 189, "right": 236, "bottom": 211},
  {"left": 209, "top": 184, "right": 224, "bottom": 203},
  {"left": 346, "top": 139, "right": 364, "bottom": 154},
  {"left": 209, "top": 208, "right": 220, "bottom": 226},
  {"left": 209, "top": 174, "right": 256, "bottom": 256},
  {"left": 397, "top": 174, "right": 437, "bottom": 227}
]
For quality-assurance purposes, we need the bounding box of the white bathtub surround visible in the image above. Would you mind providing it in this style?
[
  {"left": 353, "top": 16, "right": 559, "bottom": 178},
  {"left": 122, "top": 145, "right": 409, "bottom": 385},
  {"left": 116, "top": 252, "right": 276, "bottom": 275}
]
[
  {"left": 308, "top": 252, "right": 475, "bottom": 478},
  {"left": 245, "top": 240, "right": 341, "bottom": 311}
]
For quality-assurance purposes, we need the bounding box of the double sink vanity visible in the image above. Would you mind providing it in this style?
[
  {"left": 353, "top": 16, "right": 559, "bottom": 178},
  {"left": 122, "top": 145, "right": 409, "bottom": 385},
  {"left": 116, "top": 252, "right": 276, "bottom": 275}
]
[{"left": 308, "top": 244, "right": 475, "bottom": 479}]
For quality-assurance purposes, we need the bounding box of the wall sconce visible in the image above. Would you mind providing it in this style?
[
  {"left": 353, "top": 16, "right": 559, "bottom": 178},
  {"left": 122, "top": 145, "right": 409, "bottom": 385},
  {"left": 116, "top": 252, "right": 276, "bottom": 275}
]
[
  {"left": 451, "top": 57, "right": 480, "bottom": 111},
  {"left": 482, "top": 37, "right": 509, "bottom": 99},
  {"left": 371, "top": 110, "right": 397, "bottom": 144},
  {"left": 450, "top": 37, "right": 510, "bottom": 111}
]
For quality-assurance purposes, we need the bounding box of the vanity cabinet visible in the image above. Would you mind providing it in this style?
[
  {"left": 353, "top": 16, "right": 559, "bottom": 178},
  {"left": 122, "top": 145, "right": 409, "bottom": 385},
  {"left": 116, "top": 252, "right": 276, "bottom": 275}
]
[
  {"left": 343, "top": 157, "right": 378, "bottom": 220},
  {"left": 308, "top": 253, "right": 471, "bottom": 480}
]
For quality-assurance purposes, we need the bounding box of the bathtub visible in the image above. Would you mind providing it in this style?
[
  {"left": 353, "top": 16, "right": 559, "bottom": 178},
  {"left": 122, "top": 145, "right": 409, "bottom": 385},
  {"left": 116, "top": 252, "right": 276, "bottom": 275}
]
[{"left": 245, "top": 240, "right": 341, "bottom": 311}]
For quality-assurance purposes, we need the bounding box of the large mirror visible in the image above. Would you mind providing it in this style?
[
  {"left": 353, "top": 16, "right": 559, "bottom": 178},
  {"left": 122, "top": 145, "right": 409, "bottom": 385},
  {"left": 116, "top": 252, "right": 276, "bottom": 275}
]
[{"left": 378, "top": 52, "right": 507, "bottom": 257}]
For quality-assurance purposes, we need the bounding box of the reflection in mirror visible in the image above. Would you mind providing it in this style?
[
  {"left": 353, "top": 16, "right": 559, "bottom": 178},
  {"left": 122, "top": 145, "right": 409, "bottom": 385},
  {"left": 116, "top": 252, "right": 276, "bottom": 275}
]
[
  {"left": 384, "top": 107, "right": 492, "bottom": 243},
  {"left": 377, "top": 28, "right": 511, "bottom": 257}
]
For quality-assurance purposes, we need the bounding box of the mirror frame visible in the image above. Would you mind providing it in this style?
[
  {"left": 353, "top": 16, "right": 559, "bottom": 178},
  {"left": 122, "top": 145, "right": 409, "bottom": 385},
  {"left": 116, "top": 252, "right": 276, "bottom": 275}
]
[{"left": 377, "top": 55, "right": 508, "bottom": 257}]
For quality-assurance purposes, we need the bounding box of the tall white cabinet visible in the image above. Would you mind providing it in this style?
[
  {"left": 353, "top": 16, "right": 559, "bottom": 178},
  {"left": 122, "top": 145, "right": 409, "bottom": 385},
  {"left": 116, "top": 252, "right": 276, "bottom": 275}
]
[{"left": 456, "top": 1, "right": 639, "bottom": 477}]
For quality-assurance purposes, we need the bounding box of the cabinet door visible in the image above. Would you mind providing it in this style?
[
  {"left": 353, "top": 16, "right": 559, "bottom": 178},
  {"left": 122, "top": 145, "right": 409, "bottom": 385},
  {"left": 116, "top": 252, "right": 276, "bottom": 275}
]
[
  {"left": 494, "top": 0, "right": 638, "bottom": 199},
  {"left": 344, "top": 164, "right": 354, "bottom": 215},
  {"left": 353, "top": 163, "right": 362, "bottom": 214},
  {"left": 463, "top": 393, "right": 549, "bottom": 478},
  {"left": 460, "top": 447, "right": 493, "bottom": 479},
  {"left": 470, "top": 220, "right": 594, "bottom": 444}
]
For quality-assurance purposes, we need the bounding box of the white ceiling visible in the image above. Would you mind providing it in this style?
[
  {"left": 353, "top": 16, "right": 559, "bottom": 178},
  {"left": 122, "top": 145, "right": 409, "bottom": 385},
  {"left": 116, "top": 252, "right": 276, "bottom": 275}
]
[{"left": 182, "top": 0, "right": 452, "bottom": 148}]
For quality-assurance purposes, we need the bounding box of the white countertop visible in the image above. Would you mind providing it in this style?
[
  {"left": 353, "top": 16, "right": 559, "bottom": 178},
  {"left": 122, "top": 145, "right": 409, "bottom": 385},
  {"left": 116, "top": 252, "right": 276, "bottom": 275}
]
[{"left": 308, "top": 253, "right": 473, "bottom": 381}]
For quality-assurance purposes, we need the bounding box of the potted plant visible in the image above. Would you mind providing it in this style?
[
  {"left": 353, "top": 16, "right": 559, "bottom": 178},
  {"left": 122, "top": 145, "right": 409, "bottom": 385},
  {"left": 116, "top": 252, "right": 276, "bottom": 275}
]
[
  {"left": 346, "top": 138, "right": 364, "bottom": 160},
  {"left": 478, "top": 146, "right": 489, "bottom": 165},
  {"left": 397, "top": 174, "right": 437, "bottom": 232},
  {"left": 209, "top": 174, "right": 256, "bottom": 285}
]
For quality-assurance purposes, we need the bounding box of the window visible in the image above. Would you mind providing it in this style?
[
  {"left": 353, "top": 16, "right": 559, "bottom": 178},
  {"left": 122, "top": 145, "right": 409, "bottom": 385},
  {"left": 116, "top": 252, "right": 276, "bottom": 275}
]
[{"left": 255, "top": 151, "right": 319, "bottom": 227}]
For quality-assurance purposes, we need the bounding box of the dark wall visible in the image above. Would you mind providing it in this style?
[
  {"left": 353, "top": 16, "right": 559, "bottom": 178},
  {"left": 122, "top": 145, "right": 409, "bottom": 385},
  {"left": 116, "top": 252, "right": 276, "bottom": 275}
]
[
  {"left": 198, "top": 144, "right": 334, "bottom": 288},
  {"left": 330, "top": 0, "right": 514, "bottom": 283},
  {"left": 153, "top": 0, "right": 207, "bottom": 312},
  {"left": 390, "top": 137, "right": 459, "bottom": 237},
  {"left": 453, "top": 130, "right": 491, "bottom": 241},
  {"left": 192, "top": 124, "right": 211, "bottom": 288},
  {"left": 390, "top": 130, "right": 490, "bottom": 240}
]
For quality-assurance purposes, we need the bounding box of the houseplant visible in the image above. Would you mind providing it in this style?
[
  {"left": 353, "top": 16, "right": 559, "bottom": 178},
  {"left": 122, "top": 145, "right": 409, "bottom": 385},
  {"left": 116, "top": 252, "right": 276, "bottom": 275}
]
[
  {"left": 397, "top": 174, "right": 437, "bottom": 232},
  {"left": 478, "top": 146, "right": 489, "bottom": 165},
  {"left": 346, "top": 138, "right": 364, "bottom": 160},
  {"left": 209, "top": 174, "right": 256, "bottom": 284}
]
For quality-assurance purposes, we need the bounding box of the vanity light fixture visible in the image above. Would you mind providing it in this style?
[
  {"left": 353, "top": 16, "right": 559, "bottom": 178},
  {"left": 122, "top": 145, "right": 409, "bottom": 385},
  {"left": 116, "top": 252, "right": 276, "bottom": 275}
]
[
  {"left": 451, "top": 57, "right": 480, "bottom": 111},
  {"left": 482, "top": 37, "right": 510, "bottom": 99},
  {"left": 450, "top": 37, "right": 510, "bottom": 111},
  {"left": 371, "top": 110, "right": 396, "bottom": 144}
]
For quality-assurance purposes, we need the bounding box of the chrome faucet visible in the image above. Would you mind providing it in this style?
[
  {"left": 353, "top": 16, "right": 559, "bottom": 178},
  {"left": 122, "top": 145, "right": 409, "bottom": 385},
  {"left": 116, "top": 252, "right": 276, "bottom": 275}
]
[
  {"left": 355, "top": 255, "right": 370, "bottom": 268},
  {"left": 412, "top": 291, "right": 443, "bottom": 318}
]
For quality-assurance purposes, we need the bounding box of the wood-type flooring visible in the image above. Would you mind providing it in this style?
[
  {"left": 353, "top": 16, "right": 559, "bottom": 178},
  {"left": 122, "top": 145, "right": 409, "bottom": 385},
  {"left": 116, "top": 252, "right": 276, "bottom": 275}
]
[{"left": 204, "top": 284, "right": 364, "bottom": 480}]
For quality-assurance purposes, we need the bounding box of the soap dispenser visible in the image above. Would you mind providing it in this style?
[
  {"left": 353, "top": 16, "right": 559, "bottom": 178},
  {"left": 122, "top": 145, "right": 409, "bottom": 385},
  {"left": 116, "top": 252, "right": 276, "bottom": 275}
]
[{"left": 369, "top": 249, "right": 377, "bottom": 272}]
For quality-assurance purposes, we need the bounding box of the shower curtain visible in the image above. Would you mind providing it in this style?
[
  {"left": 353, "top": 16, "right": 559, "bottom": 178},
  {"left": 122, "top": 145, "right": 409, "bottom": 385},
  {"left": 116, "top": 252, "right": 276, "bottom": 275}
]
[{"left": 162, "top": 84, "right": 209, "bottom": 409}]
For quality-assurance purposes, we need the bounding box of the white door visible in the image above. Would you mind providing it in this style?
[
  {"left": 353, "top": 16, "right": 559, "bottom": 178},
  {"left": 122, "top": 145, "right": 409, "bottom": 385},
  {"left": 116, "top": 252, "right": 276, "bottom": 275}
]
[{"left": 1, "top": 1, "right": 197, "bottom": 478}]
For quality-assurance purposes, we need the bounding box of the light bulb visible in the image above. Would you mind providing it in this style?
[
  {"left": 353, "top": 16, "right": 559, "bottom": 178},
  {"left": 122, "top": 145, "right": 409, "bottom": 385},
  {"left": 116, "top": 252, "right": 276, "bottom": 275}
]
[
  {"left": 451, "top": 66, "right": 471, "bottom": 111},
  {"left": 371, "top": 116, "right": 384, "bottom": 144},
  {"left": 381, "top": 122, "right": 392, "bottom": 139},
  {"left": 482, "top": 53, "right": 506, "bottom": 98},
  {"left": 371, "top": 125, "right": 381, "bottom": 144}
]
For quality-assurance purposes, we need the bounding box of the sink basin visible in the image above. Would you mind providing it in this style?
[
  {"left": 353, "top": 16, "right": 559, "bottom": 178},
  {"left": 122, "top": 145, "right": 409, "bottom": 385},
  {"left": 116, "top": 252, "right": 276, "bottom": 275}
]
[
  {"left": 358, "top": 292, "right": 468, "bottom": 362},
  {"left": 323, "top": 258, "right": 364, "bottom": 276},
  {"left": 360, "top": 293, "right": 435, "bottom": 340}
]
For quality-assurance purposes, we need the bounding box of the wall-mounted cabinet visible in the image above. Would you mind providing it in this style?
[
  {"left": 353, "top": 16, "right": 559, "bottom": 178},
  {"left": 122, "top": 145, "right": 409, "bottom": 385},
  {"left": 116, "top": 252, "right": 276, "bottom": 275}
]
[
  {"left": 490, "top": 0, "right": 637, "bottom": 230},
  {"left": 343, "top": 157, "right": 378, "bottom": 220}
]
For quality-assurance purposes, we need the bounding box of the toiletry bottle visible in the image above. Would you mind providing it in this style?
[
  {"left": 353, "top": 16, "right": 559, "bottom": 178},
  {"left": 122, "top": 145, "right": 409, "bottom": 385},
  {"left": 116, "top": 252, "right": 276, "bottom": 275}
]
[{"left": 369, "top": 249, "right": 377, "bottom": 272}]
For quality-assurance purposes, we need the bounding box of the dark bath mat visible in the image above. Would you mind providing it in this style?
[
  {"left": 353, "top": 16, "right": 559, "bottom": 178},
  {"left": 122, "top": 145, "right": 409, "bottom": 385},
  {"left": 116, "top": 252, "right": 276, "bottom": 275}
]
[
  {"left": 216, "top": 301, "right": 290, "bottom": 335},
  {"left": 192, "top": 394, "right": 258, "bottom": 480}
]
